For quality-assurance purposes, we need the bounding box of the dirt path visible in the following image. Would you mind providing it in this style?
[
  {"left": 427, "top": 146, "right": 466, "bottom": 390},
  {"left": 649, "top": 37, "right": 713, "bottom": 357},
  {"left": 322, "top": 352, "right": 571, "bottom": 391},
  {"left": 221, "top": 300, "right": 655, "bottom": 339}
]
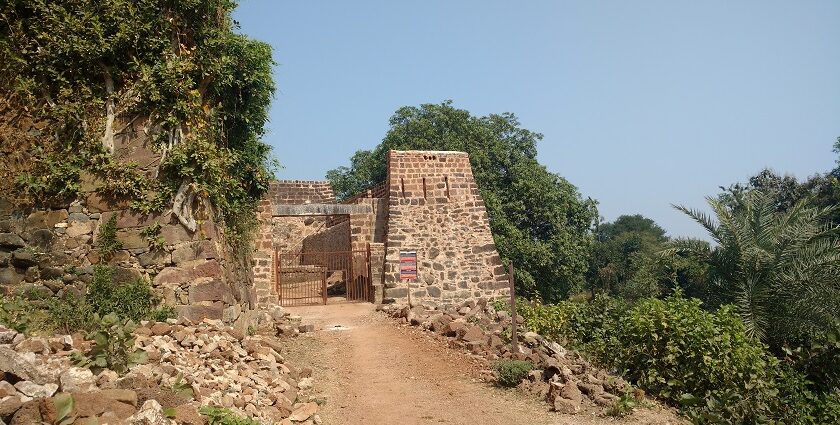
[{"left": 281, "top": 303, "right": 682, "bottom": 425}]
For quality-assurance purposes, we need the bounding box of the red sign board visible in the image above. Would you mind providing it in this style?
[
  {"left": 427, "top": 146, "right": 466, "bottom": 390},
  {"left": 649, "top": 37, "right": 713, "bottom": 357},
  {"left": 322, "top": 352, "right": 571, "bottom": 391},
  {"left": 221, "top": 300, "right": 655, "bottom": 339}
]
[{"left": 399, "top": 250, "right": 417, "bottom": 280}]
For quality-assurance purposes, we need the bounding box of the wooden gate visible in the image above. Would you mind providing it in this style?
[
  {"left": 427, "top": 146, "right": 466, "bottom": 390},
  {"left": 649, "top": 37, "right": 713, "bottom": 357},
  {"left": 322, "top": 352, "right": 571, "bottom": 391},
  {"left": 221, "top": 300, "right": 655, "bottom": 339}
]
[{"left": 275, "top": 246, "right": 371, "bottom": 306}]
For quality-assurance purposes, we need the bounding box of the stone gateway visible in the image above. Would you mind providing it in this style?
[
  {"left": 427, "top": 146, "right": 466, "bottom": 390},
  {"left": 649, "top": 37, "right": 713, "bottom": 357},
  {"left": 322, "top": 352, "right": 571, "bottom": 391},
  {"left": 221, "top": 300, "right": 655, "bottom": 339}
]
[{"left": 254, "top": 150, "right": 510, "bottom": 307}]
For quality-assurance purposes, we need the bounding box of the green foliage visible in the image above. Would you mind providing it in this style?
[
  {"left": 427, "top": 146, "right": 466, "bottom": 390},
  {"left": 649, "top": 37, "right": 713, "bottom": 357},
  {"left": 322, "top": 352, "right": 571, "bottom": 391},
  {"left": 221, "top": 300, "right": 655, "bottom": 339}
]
[
  {"left": 605, "top": 392, "right": 639, "bottom": 418},
  {"left": 49, "top": 393, "right": 76, "bottom": 425},
  {"left": 492, "top": 360, "right": 534, "bottom": 388},
  {"left": 199, "top": 406, "right": 261, "bottom": 425},
  {"left": 70, "top": 313, "right": 148, "bottom": 375},
  {"left": 140, "top": 222, "right": 165, "bottom": 251},
  {"left": 171, "top": 373, "right": 195, "bottom": 400},
  {"left": 515, "top": 294, "right": 840, "bottom": 424},
  {"left": 0, "top": 0, "right": 276, "bottom": 244},
  {"left": 670, "top": 192, "right": 840, "bottom": 350},
  {"left": 0, "top": 266, "right": 173, "bottom": 335},
  {"left": 97, "top": 215, "right": 123, "bottom": 259},
  {"left": 87, "top": 265, "right": 174, "bottom": 323},
  {"left": 326, "top": 101, "right": 598, "bottom": 301}
]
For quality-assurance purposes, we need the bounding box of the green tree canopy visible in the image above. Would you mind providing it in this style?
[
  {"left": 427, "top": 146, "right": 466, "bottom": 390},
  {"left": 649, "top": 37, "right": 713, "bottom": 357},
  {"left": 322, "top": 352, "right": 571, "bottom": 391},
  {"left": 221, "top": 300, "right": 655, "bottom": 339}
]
[
  {"left": 326, "top": 101, "right": 598, "bottom": 301},
  {"left": 669, "top": 192, "right": 840, "bottom": 349}
]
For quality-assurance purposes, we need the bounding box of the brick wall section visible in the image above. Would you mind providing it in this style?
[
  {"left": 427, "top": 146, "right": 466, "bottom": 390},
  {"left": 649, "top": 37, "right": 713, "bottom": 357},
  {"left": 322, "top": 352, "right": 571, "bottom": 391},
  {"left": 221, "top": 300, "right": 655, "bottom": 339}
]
[
  {"left": 268, "top": 180, "right": 335, "bottom": 205},
  {"left": 251, "top": 198, "right": 276, "bottom": 305},
  {"left": 382, "top": 150, "right": 509, "bottom": 304}
]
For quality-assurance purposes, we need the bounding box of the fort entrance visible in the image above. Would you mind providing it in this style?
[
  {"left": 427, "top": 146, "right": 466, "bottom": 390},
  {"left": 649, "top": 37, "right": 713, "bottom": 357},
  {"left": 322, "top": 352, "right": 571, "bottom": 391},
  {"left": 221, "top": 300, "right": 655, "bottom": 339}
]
[
  {"left": 251, "top": 150, "right": 511, "bottom": 308},
  {"left": 275, "top": 246, "right": 372, "bottom": 306}
]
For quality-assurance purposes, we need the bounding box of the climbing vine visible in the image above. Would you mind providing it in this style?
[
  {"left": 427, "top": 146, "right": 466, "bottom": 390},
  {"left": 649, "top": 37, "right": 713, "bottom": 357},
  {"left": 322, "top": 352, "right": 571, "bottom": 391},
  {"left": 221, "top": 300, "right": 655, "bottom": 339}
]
[{"left": 0, "top": 0, "right": 276, "bottom": 246}]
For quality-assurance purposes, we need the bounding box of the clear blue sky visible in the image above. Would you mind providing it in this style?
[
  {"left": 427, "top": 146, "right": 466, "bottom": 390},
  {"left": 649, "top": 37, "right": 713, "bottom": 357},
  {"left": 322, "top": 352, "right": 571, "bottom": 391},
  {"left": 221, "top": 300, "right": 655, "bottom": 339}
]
[{"left": 233, "top": 1, "right": 840, "bottom": 239}]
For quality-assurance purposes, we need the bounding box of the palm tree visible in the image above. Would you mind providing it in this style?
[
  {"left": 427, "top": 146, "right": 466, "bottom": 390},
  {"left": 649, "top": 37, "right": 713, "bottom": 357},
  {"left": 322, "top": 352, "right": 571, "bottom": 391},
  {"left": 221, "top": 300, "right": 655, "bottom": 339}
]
[{"left": 666, "top": 192, "right": 840, "bottom": 349}]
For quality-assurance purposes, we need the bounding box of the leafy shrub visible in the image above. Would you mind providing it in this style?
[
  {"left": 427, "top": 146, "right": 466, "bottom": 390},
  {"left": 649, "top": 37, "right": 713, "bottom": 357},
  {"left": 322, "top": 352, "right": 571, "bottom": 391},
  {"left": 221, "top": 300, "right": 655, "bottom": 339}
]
[
  {"left": 0, "top": 266, "right": 173, "bottom": 335},
  {"left": 199, "top": 406, "right": 261, "bottom": 425},
  {"left": 513, "top": 293, "right": 840, "bottom": 423},
  {"left": 609, "top": 296, "right": 782, "bottom": 423},
  {"left": 97, "top": 215, "right": 123, "bottom": 259},
  {"left": 87, "top": 265, "right": 174, "bottom": 322},
  {"left": 70, "top": 313, "right": 148, "bottom": 375},
  {"left": 492, "top": 360, "right": 533, "bottom": 388}
]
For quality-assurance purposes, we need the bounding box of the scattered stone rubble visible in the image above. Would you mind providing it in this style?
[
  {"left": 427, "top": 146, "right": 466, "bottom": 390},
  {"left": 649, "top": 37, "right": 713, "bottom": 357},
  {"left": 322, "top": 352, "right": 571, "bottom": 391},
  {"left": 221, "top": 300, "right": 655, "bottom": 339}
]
[
  {"left": 381, "top": 298, "right": 634, "bottom": 415},
  {"left": 0, "top": 307, "right": 321, "bottom": 424}
]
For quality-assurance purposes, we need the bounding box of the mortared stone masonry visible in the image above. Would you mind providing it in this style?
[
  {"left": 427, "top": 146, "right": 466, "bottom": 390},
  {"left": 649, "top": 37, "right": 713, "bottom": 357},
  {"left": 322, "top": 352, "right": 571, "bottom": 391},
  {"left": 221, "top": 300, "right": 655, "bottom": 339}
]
[{"left": 255, "top": 150, "right": 509, "bottom": 306}]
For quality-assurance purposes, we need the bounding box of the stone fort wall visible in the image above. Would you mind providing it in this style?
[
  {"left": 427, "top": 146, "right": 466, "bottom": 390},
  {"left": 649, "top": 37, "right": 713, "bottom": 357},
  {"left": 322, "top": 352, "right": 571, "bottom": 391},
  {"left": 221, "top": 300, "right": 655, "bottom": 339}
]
[
  {"left": 381, "top": 151, "right": 509, "bottom": 304},
  {"left": 0, "top": 116, "right": 256, "bottom": 325},
  {"left": 254, "top": 150, "right": 509, "bottom": 306}
]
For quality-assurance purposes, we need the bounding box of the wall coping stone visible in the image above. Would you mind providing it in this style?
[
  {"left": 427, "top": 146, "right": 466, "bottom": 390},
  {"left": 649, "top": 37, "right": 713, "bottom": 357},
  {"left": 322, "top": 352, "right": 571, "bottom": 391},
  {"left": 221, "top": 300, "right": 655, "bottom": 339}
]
[{"left": 272, "top": 204, "right": 372, "bottom": 217}]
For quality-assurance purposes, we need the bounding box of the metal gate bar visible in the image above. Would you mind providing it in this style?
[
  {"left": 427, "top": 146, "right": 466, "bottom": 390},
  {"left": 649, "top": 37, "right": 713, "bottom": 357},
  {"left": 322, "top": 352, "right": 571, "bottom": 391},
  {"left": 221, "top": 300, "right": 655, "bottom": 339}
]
[{"left": 276, "top": 247, "right": 371, "bottom": 307}]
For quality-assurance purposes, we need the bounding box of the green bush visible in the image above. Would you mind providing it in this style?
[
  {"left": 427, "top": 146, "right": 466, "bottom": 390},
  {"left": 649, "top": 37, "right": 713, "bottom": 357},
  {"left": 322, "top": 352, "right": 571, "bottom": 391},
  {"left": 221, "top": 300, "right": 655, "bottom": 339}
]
[
  {"left": 608, "top": 296, "right": 782, "bottom": 423},
  {"left": 87, "top": 265, "right": 174, "bottom": 322},
  {"left": 492, "top": 360, "right": 534, "bottom": 388},
  {"left": 199, "top": 406, "right": 261, "bottom": 425},
  {"left": 0, "top": 266, "right": 173, "bottom": 335},
  {"left": 513, "top": 294, "right": 840, "bottom": 423},
  {"left": 97, "top": 215, "right": 123, "bottom": 259},
  {"left": 70, "top": 313, "right": 148, "bottom": 375}
]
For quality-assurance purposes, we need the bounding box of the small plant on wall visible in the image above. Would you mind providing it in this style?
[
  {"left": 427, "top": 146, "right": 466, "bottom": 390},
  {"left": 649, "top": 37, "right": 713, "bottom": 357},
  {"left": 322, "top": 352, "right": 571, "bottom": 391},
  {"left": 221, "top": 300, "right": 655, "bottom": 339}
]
[
  {"left": 141, "top": 222, "right": 165, "bottom": 251},
  {"left": 97, "top": 215, "right": 122, "bottom": 259}
]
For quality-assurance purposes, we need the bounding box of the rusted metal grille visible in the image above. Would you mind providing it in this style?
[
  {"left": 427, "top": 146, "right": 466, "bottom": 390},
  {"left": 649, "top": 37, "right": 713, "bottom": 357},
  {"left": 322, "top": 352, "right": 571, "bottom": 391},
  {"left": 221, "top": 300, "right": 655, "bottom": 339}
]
[{"left": 275, "top": 247, "right": 371, "bottom": 306}]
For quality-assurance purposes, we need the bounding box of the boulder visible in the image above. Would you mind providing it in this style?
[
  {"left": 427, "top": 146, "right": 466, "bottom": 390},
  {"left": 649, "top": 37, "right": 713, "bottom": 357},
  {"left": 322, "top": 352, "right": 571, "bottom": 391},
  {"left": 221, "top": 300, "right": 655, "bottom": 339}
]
[
  {"left": 59, "top": 367, "right": 96, "bottom": 393},
  {"left": 14, "top": 381, "right": 58, "bottom": 398},
  {"left": 288, "top": 402, "right": 317, "bottom": 422},
  {"left": 0, "top": 347, "right": 50, "bottom": 384},
  {"left": 553, "top": 397, "right": 581, "bottom": 414},
  {"left": 126, "top": 399, "right": 171, "bottom": 425},
  {"left": 0, "top": 233, "right": 25, "bottom": 249}
]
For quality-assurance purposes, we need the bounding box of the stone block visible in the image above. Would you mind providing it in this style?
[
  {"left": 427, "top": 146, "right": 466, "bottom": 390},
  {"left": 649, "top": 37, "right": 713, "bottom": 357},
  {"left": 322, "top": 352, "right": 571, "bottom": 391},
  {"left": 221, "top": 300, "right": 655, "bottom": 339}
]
[
  {"left": 85, "top": 193, "right": 131, "bottom": 213},
  {"left": 384, "top": 287, "right": 408, "bottom": 298},
  {"left": 0, "top": 233, "right": 25, "bottom": 249},
  {"left": 138, "top": 250, "right": 171, "bottom": 267},
  {"left": 161, "top": 224, "right": 195, "bottom": 245},
  {"left": 0, "top": 268, "right": 22, "bottom": 286},
  {"left": 188, "top": 280, "right": 234, "bottom": 304},
  {"left": 153, "top": 260, "right": 222, "bottom": 287},
  {"left": 11, "top": 251, "right": 36, "bottom": 268},
  {"left": 25, "top": 210, "right": 68, "bottom": 230},
  {"left": 114, "top": 229, "right": 147, "bottom": 250},
  {"left": 176, "top": 304, "right": 224, "bottom": 322},
  {"left": 27, "top": 229, "right": 54, "bottom": 248}
]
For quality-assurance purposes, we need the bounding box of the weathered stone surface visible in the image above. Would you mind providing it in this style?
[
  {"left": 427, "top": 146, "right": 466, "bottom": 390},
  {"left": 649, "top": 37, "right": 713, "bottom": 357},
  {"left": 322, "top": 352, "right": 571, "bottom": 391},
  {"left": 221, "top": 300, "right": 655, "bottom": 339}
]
[
  {"left": 25, "top": 210, "right": 68, "bottom": 230},
  {"left": 126, "top": 399, "right": 169, "bottom": 424},
  {"left": 176, "top": 304, "right": 224, "bottom": 322},
  {"left": 138, "top": 250, "right": 171, "bottom": 267},
  {"left": 0, "top": 346, "right": 50, "bottom": 384},
  {"left": 384, "top": 287, "right": 408, "bottom": 298},
  {"left": 0, "top": 233, "right": 25, "bottom": 249},
  {"left": 153, "top": 260, "right": 222, "bottom": 287},
  {"left": 0, "top": 268, "right": 22, "bottom": 286},
  {"left": 59, "top": 367, "right": 96, "bottom": 392},
  {"left": 0, "top": 395, "right": 22, "bottom": 417},
  {"left": 14, "top": 381, "right": 58, "bottom": 398},
  {"left": 553, "top": 397, "right": 581, "bottom": 414},
  {"left": 10, "top": 251, "right": 36, "bottom": 268},
  {"left": 289, "top": 402, "right": 317, "bottom": 421},
  {"left": 85, "top": 193, "right": 131, "bottom": 213},
  {"left": 188, "top": 280, "right": 233, "bottom": 304},
  {"left": 161, "top": 224, "right": 195, "bottom": 245}
]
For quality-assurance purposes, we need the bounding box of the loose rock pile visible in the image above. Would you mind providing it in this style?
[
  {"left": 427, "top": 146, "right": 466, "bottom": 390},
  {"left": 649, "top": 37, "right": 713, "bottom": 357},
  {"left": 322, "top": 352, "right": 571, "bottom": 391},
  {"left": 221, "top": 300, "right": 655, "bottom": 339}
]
[
  {"left": 0, "top": 307, "right": 321, "bottom": 424},
  {"left": 381, "top": 298, "right": 634, "bottom": 415}
]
